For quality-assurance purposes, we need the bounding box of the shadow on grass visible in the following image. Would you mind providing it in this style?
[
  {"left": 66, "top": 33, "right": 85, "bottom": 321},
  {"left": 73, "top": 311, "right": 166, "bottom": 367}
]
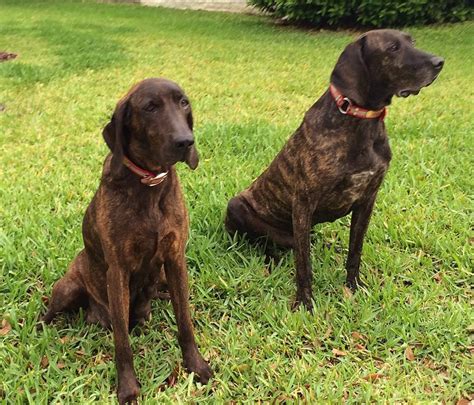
[{"left": 0, "top": 20, "right": 130, "bottom": 86}]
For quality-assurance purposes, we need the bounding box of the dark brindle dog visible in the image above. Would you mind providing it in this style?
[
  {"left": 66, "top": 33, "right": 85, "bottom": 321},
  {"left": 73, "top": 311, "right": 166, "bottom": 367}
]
[
  {"left": 225, "top": 29, "right": 444, "bottom": 310},
  {"left": 40, "top": 78, "right": 212, "bottom": 403}
]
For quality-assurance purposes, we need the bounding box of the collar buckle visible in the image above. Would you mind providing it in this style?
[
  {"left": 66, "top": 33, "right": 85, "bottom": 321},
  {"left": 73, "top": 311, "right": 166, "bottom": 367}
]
[
  {"left": 122, "top": 156, "right": 168, "bottom": 187},
  {"left": 142, "top": 171, "right": 168, "bottom": 187},
  {"left": 329, "top": 83, "right": 386, "bottom": 121},
  {"left": 338, "top": 97, "right": 352, "bottom": 115}
]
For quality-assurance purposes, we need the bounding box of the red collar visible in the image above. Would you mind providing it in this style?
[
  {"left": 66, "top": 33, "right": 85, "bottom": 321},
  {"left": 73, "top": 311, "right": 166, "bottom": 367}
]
[
  {"left": 122, "top": 156, "right": 168, "bottom": 187},
  {"left": 329, "top": 84, "right": 387, "bottom": 120}
]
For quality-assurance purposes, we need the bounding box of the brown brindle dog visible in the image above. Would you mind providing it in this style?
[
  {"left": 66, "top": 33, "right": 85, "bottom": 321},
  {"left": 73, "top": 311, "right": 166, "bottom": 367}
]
[
  {"left": 225, "top": 29, "right": 444, "bottom": 311},
  {"left": 40, "top": 78, "right": 212, "bottom": 404}
]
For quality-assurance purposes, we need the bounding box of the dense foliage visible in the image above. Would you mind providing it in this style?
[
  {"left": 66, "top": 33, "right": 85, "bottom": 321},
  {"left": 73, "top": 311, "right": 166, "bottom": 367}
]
[{"left": 249, "top": 0, "right": 473, "bottom": 27}]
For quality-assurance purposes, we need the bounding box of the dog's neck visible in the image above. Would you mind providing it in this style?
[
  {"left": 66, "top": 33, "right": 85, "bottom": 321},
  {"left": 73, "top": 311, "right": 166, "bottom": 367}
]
[
  {"left": 122, "top": 156, "right": 168, "bottom": 187},
  {"left": 329, "top": 84, "right": 386, "bottom": 120},
  {"left": 104, "top": 154, "right": 173, "bottom": 190}
]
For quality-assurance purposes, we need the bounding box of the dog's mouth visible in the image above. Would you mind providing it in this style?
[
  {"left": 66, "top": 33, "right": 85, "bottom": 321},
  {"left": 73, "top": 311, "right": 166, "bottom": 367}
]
[
  {"left": 397, "top": 89, "right": 420, "bottom": 98},
  {"left": 397, "top": 72, "right": 441, "bottom": 98}
]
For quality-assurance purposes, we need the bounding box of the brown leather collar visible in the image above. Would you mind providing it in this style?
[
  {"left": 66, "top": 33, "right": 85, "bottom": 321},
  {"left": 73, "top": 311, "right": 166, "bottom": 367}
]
[
  {"left": 122, "top": 156, "right": 168, "bottom": 187},
  {"left": 330, "top": 84, "right": 387, "bottom": 120}
]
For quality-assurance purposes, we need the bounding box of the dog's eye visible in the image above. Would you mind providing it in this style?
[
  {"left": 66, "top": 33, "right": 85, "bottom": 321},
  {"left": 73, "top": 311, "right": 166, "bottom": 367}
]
[
  {"left": 144, "top": 102, "right": 158, "bottom": 112},
  {"left": 388, "top": 42, "right": 400, "bottom": 52},
  {"left": 180, "top": 98, "right": 190, "bottom": 108}
]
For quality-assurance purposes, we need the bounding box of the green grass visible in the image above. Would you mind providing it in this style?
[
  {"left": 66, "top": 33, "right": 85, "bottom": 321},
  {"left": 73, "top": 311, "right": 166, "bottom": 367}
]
[{"left": 1, "top": 1, "right": 473, "bottom": 402}]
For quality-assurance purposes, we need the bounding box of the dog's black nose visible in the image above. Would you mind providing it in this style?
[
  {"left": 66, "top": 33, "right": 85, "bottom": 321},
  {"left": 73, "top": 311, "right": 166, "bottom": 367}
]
[
  {"left": 431, "top": 56, "right": 444, "bottom": 70},
  {"left": 175, "top": 138, "right": 194, "bottom": 149}
]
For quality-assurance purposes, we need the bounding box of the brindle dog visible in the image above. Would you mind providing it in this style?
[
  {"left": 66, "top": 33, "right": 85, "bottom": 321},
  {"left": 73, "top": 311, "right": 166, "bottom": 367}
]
[
  {"left": 40, "top": 78, "right": 212, "bottom": 404},
  {"left": 225, "top": 29, "right": 444, "bottom": 311}
]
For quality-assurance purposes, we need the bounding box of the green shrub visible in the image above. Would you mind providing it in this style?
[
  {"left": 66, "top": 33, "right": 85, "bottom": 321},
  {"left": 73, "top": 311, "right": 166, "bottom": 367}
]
[{"left": 249, "top": 0, "right": 473, "bottom": 27}]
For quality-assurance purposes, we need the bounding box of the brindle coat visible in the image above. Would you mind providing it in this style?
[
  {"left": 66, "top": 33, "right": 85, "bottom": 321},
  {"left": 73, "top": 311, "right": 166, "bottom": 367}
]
[
  {"left": 40, "top": 78, "right": 212, "bottom": 404},
  {"left": 225, "top": 29, "right": 444, "bottom": 310}
]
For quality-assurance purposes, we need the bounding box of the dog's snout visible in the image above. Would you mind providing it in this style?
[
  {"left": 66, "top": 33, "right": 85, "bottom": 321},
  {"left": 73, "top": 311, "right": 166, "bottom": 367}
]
[
  {"left": 431, "top": 56, "right": 444, "bottom": 70},
  {"left": 175, "top": 137, "right": 194, "bottom": 149}
]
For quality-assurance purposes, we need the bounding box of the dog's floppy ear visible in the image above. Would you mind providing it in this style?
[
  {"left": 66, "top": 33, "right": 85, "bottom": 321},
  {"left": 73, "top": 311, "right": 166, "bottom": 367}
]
[
  {"left": 184, "top": 107, "right": 199, "bottom": 170},
  {"left": 102, "top": 98, "right": 130, "bottom": 174},
  {"left": 330, "top": 35, "right": 369, "bottom": 107},
  {"left": 185, "top": 144, "right": 199, "bottom": 170}
]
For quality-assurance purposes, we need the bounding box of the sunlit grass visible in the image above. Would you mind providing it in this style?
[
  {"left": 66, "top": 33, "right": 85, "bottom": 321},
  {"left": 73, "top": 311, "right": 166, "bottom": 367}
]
[{"left": 0, "top": 1, "right": 472, "bottom": 402}]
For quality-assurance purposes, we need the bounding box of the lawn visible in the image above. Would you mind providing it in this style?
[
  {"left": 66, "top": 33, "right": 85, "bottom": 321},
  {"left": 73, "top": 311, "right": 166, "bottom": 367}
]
[{"left": 0, "top": 0, "right": 472, "bottom": 403}]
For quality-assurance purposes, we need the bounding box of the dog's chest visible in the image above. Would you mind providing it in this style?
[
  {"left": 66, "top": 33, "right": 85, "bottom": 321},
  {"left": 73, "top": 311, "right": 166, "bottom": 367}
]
[
  {"left": 322, "top": 161, "right": 387, "bottom": 213},
  {"left": 343, "top": 169, "right": 378, "bottom": 199}
]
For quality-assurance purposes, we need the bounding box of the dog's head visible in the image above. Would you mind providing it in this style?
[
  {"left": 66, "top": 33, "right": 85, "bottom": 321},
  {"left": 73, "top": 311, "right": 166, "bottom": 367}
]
[
  {"left": 331, "top": 29, "right": 444, "bottom": 110},
  {"left": 103, "top": 78, "right": 199, "bottom": 173}
]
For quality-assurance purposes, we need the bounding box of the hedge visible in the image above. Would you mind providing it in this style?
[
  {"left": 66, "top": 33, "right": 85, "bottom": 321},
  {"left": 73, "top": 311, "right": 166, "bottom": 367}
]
[{"left": 248, "top": 0, "right": 473, "bottom": 27}]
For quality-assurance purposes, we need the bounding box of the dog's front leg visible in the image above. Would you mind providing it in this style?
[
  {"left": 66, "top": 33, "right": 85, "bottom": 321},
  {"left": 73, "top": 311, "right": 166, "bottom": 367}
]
[
  {"left": 107, "top": 265, "right": 140, "bottom": 404},
  {"left": 292, "top": 194, "right": 315, "bottom": 311},
  {"left": 346, "top": 194, "right": 377, "bottom": 290},
  {"left": 164, "top": 250, "right": 212, "bottom": 383}
]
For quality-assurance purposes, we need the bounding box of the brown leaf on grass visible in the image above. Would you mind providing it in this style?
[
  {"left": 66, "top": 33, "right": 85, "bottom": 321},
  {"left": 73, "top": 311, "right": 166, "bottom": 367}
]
[
  {"left": 412, "top": 342, "right": 424, "bottom": 348},
  {"left": 157, "top": 365, "right": 180, "bottom": 391},
  {"left": 433, "top": 272, "right": 442, "bottom": 283},
  {"left": 422, "top": 358, "right": 437, "bottom": 369},
  {"left": 323, "top": 326, "right": 333, "bottom": 340},
  {"left": 94, "top": 352, "right": 112, "bottom": 365},
  {"left": 405, "top": 346, "right": 415, "bottom": 361},
  {"left": 57, "top": 361, "right": 66, "bottom": 370},
  {"left": 41, "top": 295, "right": 49, "bottom": 305},
  {"left": 351, "top": 331, "right": 366, "bottom": 341},
  {"left": 437, "top": 369, "right": 450, "bottom": 381},
  {"left": 75, "top": 349, "right": 85, "bottom": 357},
  {"left": 0, "top": 319, "right": 11, "bottom": 336},
  {"left": 363, "top": 373, "right": 384, "bottom": 381},
  {"left": 332, "top": 348, "right": 347, "bottom": 357},
  {"left": 342, "top": 286, "right": 353, "bottom": 299},
  {"left": 59, "top": 336, "right": 70, "bottom": 344},
  {"left": 342, "top": 390, "right": 349, "bottom": 401},
  {"left": 167, "top": 365, "right": 179, "bottom": 387},
  {"left": 455, "top": 398, "right": 471, "bottom": 405},
  {"left": 40, "top": 355, "right": 49, "bottom": 368},
  {"left": 354, "top": 343, "right": 367, "bottom": 351}
]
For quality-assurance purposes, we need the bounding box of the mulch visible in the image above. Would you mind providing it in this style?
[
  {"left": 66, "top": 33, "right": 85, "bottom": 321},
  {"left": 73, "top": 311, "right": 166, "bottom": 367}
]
[{"left": 0, "top": 52, "right": 17, "bottom": 62}]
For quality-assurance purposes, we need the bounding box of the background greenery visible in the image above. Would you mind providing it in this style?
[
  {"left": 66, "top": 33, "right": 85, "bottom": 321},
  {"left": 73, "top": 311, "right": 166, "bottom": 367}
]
[
  {"left": 248, "top": 0, "right": 473, "bottom": 28},
  {"left": 0, "top": 1, "right": 472, "bottom": 403}
]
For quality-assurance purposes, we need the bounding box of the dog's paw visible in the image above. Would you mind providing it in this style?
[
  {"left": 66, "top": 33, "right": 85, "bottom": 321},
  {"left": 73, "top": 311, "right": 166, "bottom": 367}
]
[
  {"left": 293, "top": 289, "right": 314, "bottom": 312},
  {"left": 118, "top": 376, "right": 140, "bottom": 405},
  {"left": 185, "top": 354, "right": 213, "bottom": 384},
  {"left": 292, "top": 299, "right": 313, "bottom": 312},
  {"left": 346, "top": 276, "right": 366, "bottom": 292},
  {"left": 292, "top": 298, "right": 314, "bottom": 313},
  {"left": 36, "top": 311, "right": 54, "bottom": 330}
]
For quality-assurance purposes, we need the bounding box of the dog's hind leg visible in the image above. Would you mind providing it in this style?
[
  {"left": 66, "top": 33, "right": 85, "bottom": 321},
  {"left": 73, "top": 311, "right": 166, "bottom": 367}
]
[
  {"left": 226, "top": 196, "right": 294, "bottom": 247},
  {"left": 40, "top": 250, "right": 88, "bottom": 324}
]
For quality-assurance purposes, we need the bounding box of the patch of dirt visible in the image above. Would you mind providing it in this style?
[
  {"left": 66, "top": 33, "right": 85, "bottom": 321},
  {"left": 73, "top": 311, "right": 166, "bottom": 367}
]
[{"left": 0, "top": 52, "right": 17, "bottom": 62}]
